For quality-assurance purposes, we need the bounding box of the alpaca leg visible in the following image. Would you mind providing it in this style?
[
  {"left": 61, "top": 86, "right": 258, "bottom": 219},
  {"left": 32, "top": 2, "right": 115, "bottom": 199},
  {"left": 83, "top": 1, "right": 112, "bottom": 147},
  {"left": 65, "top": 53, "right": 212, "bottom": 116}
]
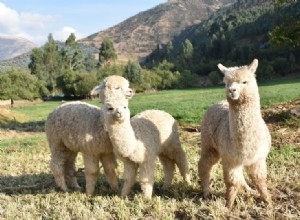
[
  {"left": 223, "top": 165, "right": 244, "bottom": 209},
  {"left": 173, "top": 147, "right": 191, "bottom": 185},
  {"left": 198, "top": 147, "right": 219, "bottom": 198},
  {"left": 49, "top": 146, "right": 69, "bottom": 192},
  {"left": 83, "top": 154, "right": 99, "bottom": 196},
  {"left": 159, "top": 155, "right": 175, "bottom": 188},
  {"left": 64, "top": 151, "right": 80, "bottom": 190},
  {"left": 139, "top": 160, "right": 155, "bottom": 199},
  {"left": 121, "top": 160, "right": 138, "bottom": 197},
  {"left": 246, "top": 159, "right": 271, "bottom": 204},
  {"left": 100, "top": 153, "right": 119, "bottom": 192}
]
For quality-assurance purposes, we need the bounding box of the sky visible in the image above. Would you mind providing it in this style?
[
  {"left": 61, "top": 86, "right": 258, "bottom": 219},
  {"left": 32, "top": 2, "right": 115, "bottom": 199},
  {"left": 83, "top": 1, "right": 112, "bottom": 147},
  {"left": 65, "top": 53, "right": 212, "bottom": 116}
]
[{"left": 0, "top": 0, "right": 166, "bottom": 46}]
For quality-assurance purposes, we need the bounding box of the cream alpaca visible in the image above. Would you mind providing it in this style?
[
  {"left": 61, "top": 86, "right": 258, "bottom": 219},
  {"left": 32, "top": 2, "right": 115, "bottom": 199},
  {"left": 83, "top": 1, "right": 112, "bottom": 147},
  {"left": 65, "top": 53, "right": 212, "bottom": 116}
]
[
  {"left": 103, "top": 98, "right": 191, "bottom": 198},
  {"left": 198, "top": 59, "right": 271, "bottom": 208},
  {"left": 45, "top": 75, "right": 133, "bottom": 196}
]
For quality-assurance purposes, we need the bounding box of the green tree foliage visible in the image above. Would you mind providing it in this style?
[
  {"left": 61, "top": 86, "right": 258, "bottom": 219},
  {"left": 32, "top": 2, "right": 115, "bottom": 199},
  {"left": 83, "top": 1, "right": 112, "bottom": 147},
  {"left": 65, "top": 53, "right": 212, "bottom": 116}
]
[
  {"left": 180, "top": 39, "right": 193, "bottom": 61},
  {"left": 99, "top": 37, "right": 117, "bottom": 66},
  {"left": 124, "top": 60, "right": 143, "bottom": 84},
  {"left": 57, "top": 70, "right": 98, "bottom": 98},
  {"left": 269, "top": 0, "right": 300, "bottom": 48},
  {"left": 0, "top": 69, "right": 46, "bottom": 100},
  {"left": 43, "top": 34, "right": 60, "bottom": 93}
]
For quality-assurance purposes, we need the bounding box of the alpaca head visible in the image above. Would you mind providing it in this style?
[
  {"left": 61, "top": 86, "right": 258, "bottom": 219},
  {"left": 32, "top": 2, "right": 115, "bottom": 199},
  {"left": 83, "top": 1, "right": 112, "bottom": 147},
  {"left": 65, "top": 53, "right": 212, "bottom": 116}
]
[
  {"left": 218, "top": 59, "right": 259, "bottom": 104},
  {"left": 91, "top": 75, "right": 134, "bottom": 103},
  {"left": 103, "top": 98, "right": 130, "bottom": 126}
]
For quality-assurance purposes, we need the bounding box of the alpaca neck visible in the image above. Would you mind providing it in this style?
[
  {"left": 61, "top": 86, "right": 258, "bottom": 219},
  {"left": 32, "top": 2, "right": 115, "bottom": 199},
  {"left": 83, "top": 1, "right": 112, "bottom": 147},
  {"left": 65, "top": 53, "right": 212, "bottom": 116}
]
[
  {"left": 106, "top": 120, "right": 138, "bottom": 158},
  {"left": 229, "top": 98, "right": 262, "bottom": 146}
]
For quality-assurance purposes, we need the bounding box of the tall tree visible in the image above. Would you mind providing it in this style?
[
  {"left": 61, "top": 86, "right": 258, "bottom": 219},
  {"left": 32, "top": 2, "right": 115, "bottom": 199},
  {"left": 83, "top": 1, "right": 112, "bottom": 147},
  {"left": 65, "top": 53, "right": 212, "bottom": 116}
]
[
  {"left": 124, "top": 60, "right": 143, "bottom": 84},
  {"left": 43, "top": 34, "right": 59, "bottom": 93},
  {"left": 98, "top": 37, "right": 117, "bottom": 66}
]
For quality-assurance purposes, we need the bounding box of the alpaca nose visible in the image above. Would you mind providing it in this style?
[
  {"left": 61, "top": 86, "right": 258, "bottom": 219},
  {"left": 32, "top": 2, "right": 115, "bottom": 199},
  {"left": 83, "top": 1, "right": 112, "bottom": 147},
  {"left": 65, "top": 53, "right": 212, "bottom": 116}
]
[{"left": 230, "top": 88, "right": 236, "bottom": 92}]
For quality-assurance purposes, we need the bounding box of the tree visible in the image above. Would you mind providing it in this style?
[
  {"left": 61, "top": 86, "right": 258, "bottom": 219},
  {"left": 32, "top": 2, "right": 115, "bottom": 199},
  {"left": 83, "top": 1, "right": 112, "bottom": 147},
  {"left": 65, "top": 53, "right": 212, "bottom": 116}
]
[
  {"left": 29, "top": 48, "right": 46, "bottom": 82},
  {"left": 124, "top": 60, "right": 143, "bottom": 84},
  {"left": 99, "top": 37, "right": 117, "bottom": 66},
  {"left": 43, "top": 34, "right": 60, "bottom": 93},
  {"left": 181, "top": 39, "right": 194, "bottom": 61},
  {"left": 269, "top": 0, "right": 300, "bottom": 48},
  {"left": 0, "top": 69, "right": 45, "bottom": 100}
]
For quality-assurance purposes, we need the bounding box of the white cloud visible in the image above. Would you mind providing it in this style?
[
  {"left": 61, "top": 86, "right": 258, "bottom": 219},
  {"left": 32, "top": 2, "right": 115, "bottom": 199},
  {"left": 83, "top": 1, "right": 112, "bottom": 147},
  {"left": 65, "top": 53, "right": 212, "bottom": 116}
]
[
  {"left": 0, "top": 2, "right": 57, "bottom": 45},
  {"left": 53, "top": 26, "right": 83, "bottom": 42}
]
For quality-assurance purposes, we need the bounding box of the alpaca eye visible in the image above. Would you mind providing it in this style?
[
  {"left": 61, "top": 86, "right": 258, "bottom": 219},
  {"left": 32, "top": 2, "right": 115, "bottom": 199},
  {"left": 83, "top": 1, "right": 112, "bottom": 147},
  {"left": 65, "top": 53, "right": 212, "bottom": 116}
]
[
  {"left": 115, "top": 87, "right": 120, "bottom": 90},
  {"left": 242, "top": 81, "right": 247, "bottom": 84},
  {"left": 108, "top": 107, "right": 114, "bottom": 111},
  {"left": 124, "top": 106, "right": 127, "bottom": 109}
]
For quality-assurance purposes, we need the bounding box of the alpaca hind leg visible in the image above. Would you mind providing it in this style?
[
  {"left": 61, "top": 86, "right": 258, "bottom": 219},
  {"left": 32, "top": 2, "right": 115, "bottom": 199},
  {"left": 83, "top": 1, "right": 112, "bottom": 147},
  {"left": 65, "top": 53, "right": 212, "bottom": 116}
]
[
  {"left": 64, "top": 151, "right": 81, "bottom": 190},
  {"left": 83, "top": 154, "right": 99, "bottom": 196},
  {"left": 121, "top": 160, "right": 138, "bottom": 197},
  {"left": 159, "top": 155, "right": 175, "bottom": 188},
  {"left": 49, "top": 147, "right": 69, "bottom": 192},
  {"left": 223, "top": 166, "right": 244, "bottom": 209},
  {"left": 100, "top": 153, "right": 119, "bottom": 192},
  {"left": 139, "top": 161, "right": 155, "bottom": 199},
  {"left": 198, "top": 147, "right": 219, "bottom": 198},
  {"left": 173, "top": 147, "right": 191, "bottom": 185},
  {"left": 246, "top": 160, "right": 271, "bottom": 204}
]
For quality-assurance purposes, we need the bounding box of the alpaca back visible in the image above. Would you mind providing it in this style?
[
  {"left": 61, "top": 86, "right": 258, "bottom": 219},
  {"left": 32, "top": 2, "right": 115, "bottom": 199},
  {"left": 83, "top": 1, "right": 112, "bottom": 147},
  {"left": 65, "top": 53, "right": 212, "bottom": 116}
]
[
  {"left": 131, "top": 110, "right": 181, "bottom": 155},
  {"left": 45, "top": 101, "right": 112, "bottom": 155}
]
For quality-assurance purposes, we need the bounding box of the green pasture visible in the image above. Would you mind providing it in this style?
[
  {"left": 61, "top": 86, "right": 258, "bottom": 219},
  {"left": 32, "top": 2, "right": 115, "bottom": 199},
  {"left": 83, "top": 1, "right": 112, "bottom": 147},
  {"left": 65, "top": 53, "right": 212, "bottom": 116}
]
[{"left": 0, "top": 78, "right": 299, "bottom": 219}]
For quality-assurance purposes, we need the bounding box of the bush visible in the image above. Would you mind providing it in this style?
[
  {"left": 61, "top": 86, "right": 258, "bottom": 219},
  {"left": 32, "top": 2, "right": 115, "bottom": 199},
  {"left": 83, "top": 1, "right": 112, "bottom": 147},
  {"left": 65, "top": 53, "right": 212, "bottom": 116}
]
[{"left": 208, "top": 70, "right": 222, "bottom": 85}]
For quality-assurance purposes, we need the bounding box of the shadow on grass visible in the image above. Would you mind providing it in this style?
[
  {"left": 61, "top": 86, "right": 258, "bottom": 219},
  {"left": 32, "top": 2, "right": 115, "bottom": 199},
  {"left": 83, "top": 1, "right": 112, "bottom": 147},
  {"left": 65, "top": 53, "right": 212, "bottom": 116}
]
[
  {"left": 0, "top": 171, "right": 118, "bottom": 197},
  {"left": 0, "top": 120, "right": 46, "bottom": 132}
]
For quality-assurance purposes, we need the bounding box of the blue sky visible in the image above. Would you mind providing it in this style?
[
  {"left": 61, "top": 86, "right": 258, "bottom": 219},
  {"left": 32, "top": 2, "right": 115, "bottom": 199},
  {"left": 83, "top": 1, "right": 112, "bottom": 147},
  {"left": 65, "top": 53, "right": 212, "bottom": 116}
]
[{"left": 0, "top": 0, "right": 166, "bottom": 46}]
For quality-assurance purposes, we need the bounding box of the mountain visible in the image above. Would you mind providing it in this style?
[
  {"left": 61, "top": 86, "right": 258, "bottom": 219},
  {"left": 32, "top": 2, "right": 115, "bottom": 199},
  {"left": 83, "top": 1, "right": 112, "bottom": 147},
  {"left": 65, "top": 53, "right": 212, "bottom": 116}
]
[
  {"left": 80, "top": 0, "right": 235, "bottom": 61},
  {"left": 0, "top": 35, "right": 37, "bottom": 61}
]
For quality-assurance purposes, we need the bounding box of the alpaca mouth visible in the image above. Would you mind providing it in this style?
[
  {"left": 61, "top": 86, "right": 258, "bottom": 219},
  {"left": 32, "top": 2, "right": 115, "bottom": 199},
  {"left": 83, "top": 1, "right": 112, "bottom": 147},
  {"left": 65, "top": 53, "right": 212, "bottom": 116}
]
[{"left": 229, "top": 92, "right": 239, "bottom": 100}]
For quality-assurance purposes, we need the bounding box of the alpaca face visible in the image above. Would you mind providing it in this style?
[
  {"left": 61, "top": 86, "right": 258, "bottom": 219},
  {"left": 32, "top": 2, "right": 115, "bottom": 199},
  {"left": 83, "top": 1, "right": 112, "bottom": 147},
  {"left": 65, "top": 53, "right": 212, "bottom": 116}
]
[
  {"left": 218, "top": 59, "right": 259, "bottom": 103},
  {"left": 103, "top": 99, "right": 130, "bottom": 123}
]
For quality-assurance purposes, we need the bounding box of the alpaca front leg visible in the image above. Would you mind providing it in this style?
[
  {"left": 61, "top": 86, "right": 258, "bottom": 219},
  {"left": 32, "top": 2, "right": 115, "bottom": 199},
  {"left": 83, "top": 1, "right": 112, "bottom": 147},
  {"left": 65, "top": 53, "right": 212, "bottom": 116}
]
[
  {"left": 100, "top": 153, "right": 119, "bottom": 192},
  {"left": 223, "top": 166, "right": 244, "bottom": 209},
  {"left": 139, "top": 161, "right": 155, "bottom": 199},
  {"left": 198, "top": 147, "right": 219, "bottom": 198},
  {"left": 246, "top": 159, "right": 271, "bottom": 204},
  {"left": 83, "top": 154, "right": 99, "bottom": 196},
  {"left": 121, "top": 160, "right": 138, "bottom": 197}
]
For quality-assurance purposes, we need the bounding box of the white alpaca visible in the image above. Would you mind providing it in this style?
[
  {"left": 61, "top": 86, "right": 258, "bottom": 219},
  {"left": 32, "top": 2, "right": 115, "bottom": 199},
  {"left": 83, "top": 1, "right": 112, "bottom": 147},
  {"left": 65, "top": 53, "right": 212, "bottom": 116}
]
[
  {"left": 103, "top": 98, "right": 191, "bottom": 198},
  {"left": 45, "top": 75, "right": 133, "bottom": 196},
  {"left": 198, "top": 59, "right": 271, "bottom": 208}
]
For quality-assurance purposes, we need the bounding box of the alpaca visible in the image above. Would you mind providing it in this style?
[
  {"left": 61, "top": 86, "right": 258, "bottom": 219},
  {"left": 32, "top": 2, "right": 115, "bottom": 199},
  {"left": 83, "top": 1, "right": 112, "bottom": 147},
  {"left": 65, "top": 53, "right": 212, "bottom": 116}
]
[
  {"left": 102, "top": 98, "right": 191, "bottom": 198},
  {"left": 91, "top": 75, "right": 133, "bottom": 103},
  {"left": 198, "top": 59, "right": 271, "bottom": 209},
  {"left": 45, "top": 75, "right": 133, "bottom": 196}
]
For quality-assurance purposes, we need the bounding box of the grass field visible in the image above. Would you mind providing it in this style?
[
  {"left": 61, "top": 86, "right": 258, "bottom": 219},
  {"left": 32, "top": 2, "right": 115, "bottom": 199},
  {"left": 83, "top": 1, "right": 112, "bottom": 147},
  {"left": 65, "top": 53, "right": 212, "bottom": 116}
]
[{"left": 0, "top": 78, "right": 299, "bottom": 219}]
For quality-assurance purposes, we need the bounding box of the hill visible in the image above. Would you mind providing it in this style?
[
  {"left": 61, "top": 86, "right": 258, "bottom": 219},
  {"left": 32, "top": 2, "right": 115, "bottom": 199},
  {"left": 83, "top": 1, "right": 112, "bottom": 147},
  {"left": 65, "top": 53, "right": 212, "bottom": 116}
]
[
  {"left": 80, "top": 0, "right": 235, "bottom": 61},
  {"left": 0, "top": 35, "right": 37, "bottom": 61}
]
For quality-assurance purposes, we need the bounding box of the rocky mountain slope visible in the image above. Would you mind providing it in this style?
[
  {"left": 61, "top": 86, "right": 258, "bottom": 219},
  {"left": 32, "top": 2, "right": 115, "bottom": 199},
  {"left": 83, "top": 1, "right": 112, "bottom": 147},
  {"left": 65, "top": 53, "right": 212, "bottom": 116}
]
[
  {"left": 0, "top": 36, "right": 37, "bottom": 61},
  {"left": 80, "top": 0, "right": 235, "bottom": 61}
]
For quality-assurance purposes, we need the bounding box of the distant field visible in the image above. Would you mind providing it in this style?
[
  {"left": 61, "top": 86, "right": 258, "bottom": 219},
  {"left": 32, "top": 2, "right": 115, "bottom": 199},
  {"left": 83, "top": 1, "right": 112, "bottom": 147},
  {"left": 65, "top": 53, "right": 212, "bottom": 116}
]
[{"left": 0, "top": 78, "right": 299, "bottom": 219}]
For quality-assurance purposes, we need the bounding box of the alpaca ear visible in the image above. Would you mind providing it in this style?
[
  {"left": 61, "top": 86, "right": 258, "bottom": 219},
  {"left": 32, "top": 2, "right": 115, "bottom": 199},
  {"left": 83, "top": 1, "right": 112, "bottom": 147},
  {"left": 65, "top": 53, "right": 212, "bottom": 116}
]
[
  {"left": 248, "top": 59, "right": 258, "bottom": 75},
  {"left": 90, "top": 85, "right": 101, "bottom": 96},
  {"left": 217, "top": 63, "right": 228, "bottom": 74}
]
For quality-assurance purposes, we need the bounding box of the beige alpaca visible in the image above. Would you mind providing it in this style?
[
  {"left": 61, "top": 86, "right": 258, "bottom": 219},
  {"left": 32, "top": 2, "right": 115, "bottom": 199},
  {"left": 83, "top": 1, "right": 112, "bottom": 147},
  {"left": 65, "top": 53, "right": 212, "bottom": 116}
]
[
  {"left": 103, "top": 98, "right": 191, "bottom": 199},
  {"left": 45, "top": 75, "right": 133, "bottom": 196},
  {"left": 198, "top": 59, "right": 271, "bottom": 209}
]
